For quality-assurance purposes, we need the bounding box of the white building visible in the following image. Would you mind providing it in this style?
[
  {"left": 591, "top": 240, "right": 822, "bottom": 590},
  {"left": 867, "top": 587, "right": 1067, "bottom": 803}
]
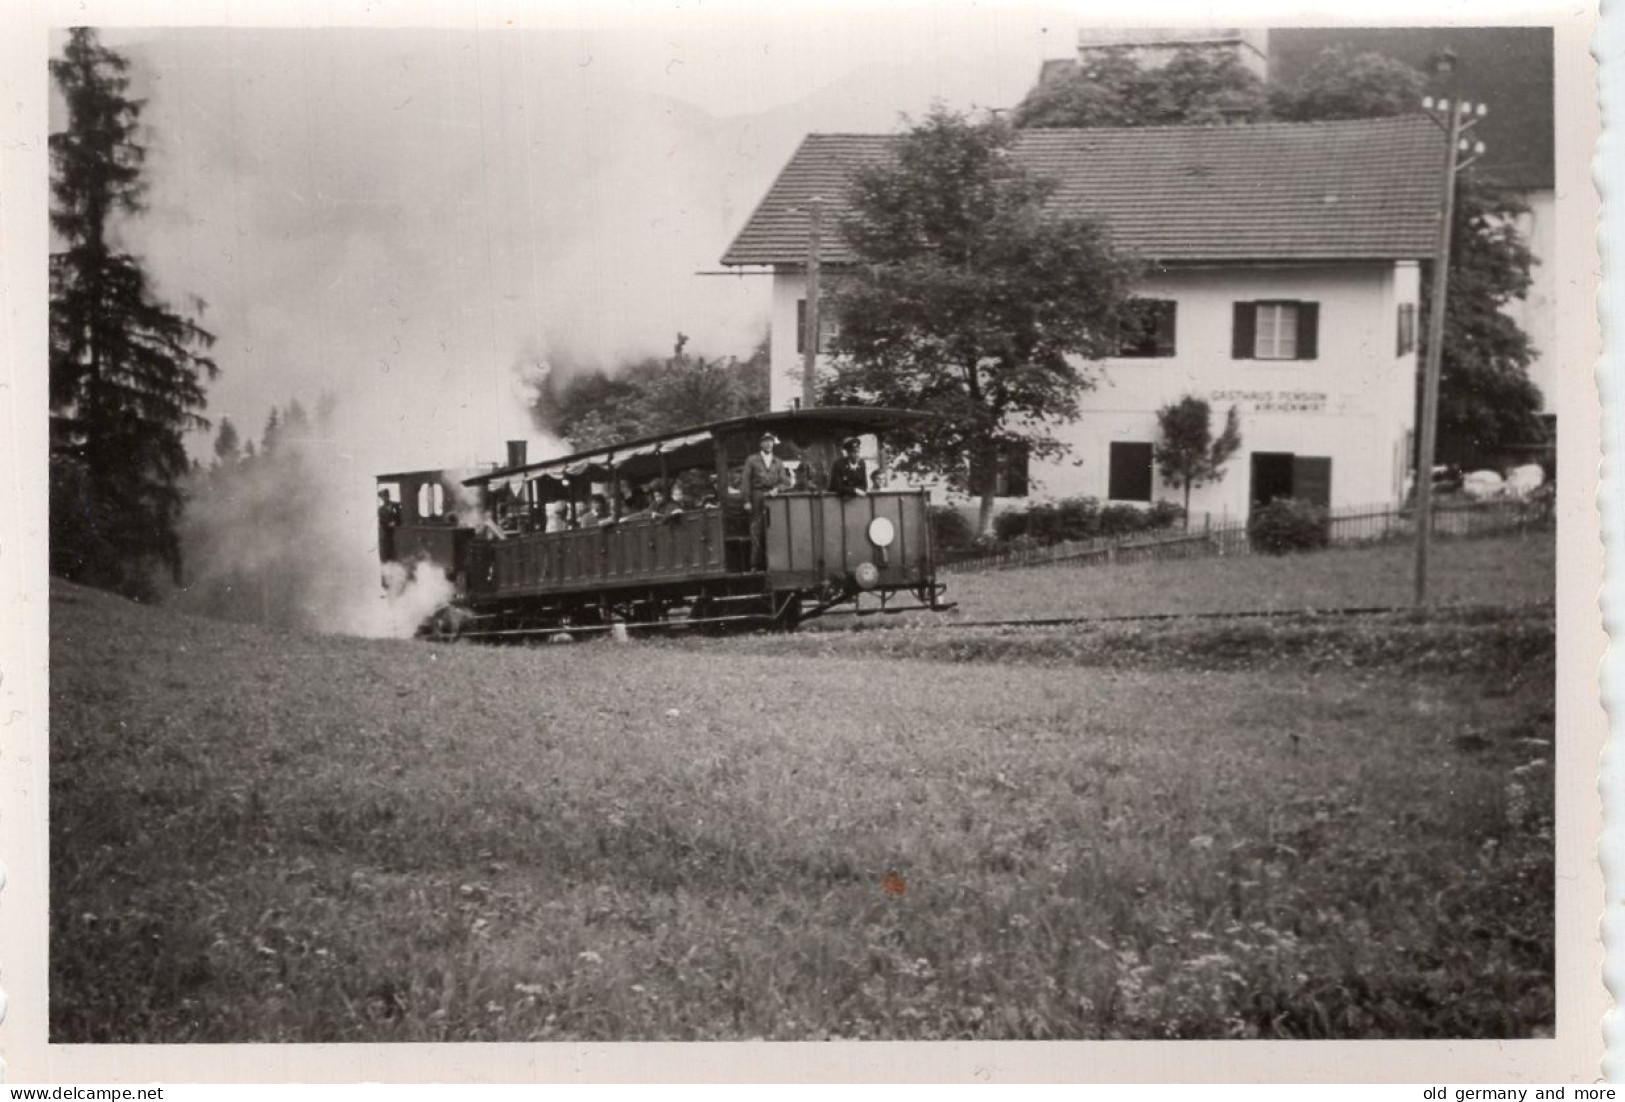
[
  {"left": 720, "top": 116, "right": 1442, "bottom": 521},
  {"left": 1045, "top": 26, "right": 1556, "bottom": 421}
]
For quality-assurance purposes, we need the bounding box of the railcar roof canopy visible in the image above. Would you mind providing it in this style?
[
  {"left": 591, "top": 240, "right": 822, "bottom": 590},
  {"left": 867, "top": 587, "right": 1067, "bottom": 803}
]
[{"left": 461, "top": 407, "right": 931, "bottom": 489}]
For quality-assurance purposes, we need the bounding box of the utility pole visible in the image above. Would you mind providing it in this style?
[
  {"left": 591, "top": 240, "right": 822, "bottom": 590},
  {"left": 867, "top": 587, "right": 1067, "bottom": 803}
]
[
  {"left": 802, "top": 196, "right": 823, "bottom": 410},
  {"left": 1413, "top": 48, "right": 1486, "bottom": 606}
]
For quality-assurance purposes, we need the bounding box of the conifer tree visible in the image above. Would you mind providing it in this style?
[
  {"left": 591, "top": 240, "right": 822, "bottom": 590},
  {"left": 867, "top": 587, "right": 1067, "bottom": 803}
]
[
  {"left": 212, "top": 417, "right": 241, "bottom": 467},
  {"left": 49, "top": 28, "right": 218, "bottom": 595}
]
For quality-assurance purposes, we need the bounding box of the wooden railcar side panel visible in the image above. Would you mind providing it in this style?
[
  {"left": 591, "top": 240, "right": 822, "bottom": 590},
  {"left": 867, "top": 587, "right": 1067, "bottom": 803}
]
[
  {"left": 479, "top": 510, "right": 729, "bottom": 601},
  {"left": 765, "top": 492, "right": 930, "bottom": 588}
]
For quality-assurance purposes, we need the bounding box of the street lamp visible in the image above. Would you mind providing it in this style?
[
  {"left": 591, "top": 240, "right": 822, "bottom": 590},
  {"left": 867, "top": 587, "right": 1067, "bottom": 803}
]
[{"left": 1413, "top": 48, "right": 1484, "bottom": 606}]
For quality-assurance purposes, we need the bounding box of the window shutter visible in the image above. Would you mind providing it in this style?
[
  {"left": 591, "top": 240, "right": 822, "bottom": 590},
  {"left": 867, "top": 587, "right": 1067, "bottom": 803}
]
[
  {"left": 1155, "top": 302, "right": 1177, "bottom": 357},
  {"left": 1231, "top": 303, "right": 1255, "bottom": 359},
  {"left": 1296, "top": 302, "right": 1319, "bottom": 360},
  {"left": 796, "top": 299, "right": 807, "bottom": 355},
  {"left": 1291, "top": 455, "right": 1332, "bottom": 509}
]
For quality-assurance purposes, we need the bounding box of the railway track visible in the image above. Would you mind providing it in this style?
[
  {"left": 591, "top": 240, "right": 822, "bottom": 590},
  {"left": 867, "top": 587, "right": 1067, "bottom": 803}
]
[
  {"left": 443, "top": 599, "right": 1550, "bottom": 642},
  {"left": 931, "top": 603, "right": 1477, "bottom": 631},
  {"left": 812, "top": 599, "right": 1550, "bottom": 634}
]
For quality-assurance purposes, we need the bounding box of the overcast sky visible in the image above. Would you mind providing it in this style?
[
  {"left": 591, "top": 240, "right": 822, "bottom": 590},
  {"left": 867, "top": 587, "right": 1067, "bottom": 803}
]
[{"left": 54, "top": 10, "right": 1082, "bottom": 470}]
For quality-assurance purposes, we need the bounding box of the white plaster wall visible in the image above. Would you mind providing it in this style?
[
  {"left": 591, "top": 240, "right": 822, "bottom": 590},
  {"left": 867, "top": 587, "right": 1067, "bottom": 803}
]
[
  {"left": 769, "top": 271, "right": 824, "bottom": 409},
  {"left": 768, "top": 261, "right": 1420, "bottom": 519},
  {"left": 1037, "top": 263, "right": 1417, "bottom": 518}
]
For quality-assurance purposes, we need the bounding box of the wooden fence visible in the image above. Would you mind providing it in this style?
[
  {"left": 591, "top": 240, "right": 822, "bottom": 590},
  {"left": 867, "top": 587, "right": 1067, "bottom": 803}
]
[{"left": 936, "top": 496, "right": 1554, "bottom": 574}]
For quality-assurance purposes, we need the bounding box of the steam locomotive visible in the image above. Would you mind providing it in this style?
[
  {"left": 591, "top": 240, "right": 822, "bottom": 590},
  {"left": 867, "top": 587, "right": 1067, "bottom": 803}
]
[{"left": 376, "top": 407, "right": 949, "bottom": 638}]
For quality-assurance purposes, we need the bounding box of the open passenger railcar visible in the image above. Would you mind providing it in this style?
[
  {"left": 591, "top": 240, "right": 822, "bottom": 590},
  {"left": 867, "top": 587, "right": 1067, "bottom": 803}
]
[{"left": 376, "top": 408, "right": 950, "bottom": 637}]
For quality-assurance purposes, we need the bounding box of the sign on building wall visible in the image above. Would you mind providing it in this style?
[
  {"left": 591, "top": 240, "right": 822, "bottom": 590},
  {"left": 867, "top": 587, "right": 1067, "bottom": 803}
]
[{"left": 1209, "top": 389, "right": 1329, "bottom": 414}]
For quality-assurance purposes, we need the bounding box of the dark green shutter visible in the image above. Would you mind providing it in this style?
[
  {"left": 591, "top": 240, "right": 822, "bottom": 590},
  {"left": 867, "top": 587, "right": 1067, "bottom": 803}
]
[
  {"left": 1232, "top": 303, "right": 1255, "bottom": 359},
  {"left": 1292, "top": 456, "right": 1332, "bottom": 509},
  {"left": 1296, "top": 302, "right": 1319, "bottom": 360},
  {"left": 795, "top": 299, "right": 807, "bottom": 355}
]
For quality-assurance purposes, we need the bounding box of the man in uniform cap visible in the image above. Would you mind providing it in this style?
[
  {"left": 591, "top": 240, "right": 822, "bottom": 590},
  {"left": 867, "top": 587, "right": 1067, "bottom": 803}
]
[
  {"left": 740, "top": 432, "right": 789, "bottom": 569},
  {"left": 828, "top": 436, "right": 871, "bottom": 497}
]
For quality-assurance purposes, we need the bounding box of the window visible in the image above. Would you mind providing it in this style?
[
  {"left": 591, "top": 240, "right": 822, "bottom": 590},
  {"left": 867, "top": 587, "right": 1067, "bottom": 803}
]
[
  {"left": 795, "top": 299, "right": 840, "bottom": 355},
  {"left": 1116, "top": 299, "right": 1177, "bottom": 357},
  {"left": 1255, "top": 303, "right": 1297, "bottom": 359},
  {"left": 1108, "top": 442, "right": 1154, "bottom": 502},
  {"left": 414, "top": 482, "right": 446, "bottom": 519},
  {"left": 1397, "top": 302, "right": 1417, "bottom": 356},
  {"left": 1249, "top": 452, "right": 1333, "bottom": 509},
  {"left": 1232, "top": 301, "right": 1319, "bottom": 360}
]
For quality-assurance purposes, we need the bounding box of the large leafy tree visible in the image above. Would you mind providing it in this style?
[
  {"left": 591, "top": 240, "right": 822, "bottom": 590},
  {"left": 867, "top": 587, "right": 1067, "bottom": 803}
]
[
  {"left": 1428, "top": 179, "right": 1543, "bottom": 466},
  {"left": 1012, "top": 45, "right": 1270, "bottom": 129},
  {"left": 822, "top": 107, "right": 1139, "bottom": 535},
  {"left": 50, "top": 28, "right": 218, "bottom": 596},
  {"left": 1014, "top": 44, "right": 1544, "bottom": 468},
  {"left": 1269, "top": 46, "right": 1427, "bottom": 121}
]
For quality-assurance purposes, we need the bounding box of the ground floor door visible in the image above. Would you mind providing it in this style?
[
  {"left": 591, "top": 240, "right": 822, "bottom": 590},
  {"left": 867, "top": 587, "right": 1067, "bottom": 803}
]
[{"left": 1250, "top": 452, "right": 1333, "bottom": 509}]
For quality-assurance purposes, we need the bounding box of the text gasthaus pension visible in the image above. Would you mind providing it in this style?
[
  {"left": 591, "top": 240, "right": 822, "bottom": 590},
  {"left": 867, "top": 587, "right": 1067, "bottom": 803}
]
[{"left": 1208, "top": 389, "right": 1330, "bottom": 414}]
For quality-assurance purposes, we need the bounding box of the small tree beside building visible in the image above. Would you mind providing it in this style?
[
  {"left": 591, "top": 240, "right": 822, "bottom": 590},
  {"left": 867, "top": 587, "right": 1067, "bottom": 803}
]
[{"left": 1154, "top": 397, "right": 1242, "bottom": 525}]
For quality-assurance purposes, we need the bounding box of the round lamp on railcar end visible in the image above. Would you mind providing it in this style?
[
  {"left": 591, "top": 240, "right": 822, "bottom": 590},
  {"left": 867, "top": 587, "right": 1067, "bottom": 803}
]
[
  {"left": 867, "top": 516, "right": 896, "bottom": 548},
  {"left": 854, "top": 561, "right": 881, "bottom": 589}
]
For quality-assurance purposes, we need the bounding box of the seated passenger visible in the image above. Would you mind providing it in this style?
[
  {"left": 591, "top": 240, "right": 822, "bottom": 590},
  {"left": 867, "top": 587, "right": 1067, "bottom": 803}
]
[
  {"left": 580, "top": 493, "right": 613, "bottom": 528},
  {"left": 646, "top": 484, "right": 675, "bottom": 517},
  {"left": 653, "top": 483, "right": 690, "bottom": 520},
  {"left": 699, "top": 475, "right": 722, "bottom": 507},
  {"left": 617, "top": 478, "right": 647, "bottom": 515},
  {"left": 545, "top": 502, "right": 570, "bottom": 533}
]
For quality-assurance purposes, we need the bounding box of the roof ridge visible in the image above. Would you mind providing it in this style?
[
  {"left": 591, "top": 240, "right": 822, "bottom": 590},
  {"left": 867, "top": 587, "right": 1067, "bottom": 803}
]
[
  {"left": 801, "top": 116, "right": 1433, "bottom": 141},
  {"left": 1014, "top": 115, "right": 1434, "bottom": 137}
]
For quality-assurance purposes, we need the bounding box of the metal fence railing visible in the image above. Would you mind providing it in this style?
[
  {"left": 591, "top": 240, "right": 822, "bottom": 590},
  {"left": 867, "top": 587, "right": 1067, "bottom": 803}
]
[{"left": 936, "top": 495, "right": 1554, "bottom": 574}]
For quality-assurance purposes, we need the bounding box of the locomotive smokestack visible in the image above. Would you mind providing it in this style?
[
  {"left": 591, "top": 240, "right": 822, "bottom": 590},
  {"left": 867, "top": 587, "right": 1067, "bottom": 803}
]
[{"left": 506, "top": 440, "right": 528, "bottom": 468}]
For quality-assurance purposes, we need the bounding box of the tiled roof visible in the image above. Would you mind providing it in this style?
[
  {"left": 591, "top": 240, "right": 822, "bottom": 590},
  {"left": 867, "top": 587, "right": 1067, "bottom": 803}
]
[{"left": 720, "top": 116, "right": 1445, "bottom": 267}]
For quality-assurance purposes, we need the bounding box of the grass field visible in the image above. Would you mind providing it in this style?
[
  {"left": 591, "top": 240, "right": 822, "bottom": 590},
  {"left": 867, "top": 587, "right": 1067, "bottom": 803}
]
[
  {"left": 929, "top": 533, "right": 1554, "bottom": 623},
  {"left": 49, "top": 534, "right": 1555, "bottom": 1042}
]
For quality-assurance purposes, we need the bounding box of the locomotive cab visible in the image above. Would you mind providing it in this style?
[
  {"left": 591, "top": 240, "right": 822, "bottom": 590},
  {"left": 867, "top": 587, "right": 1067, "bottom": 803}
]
[{"left": 375, "top": 467, "right": 479, "bottom": 593}]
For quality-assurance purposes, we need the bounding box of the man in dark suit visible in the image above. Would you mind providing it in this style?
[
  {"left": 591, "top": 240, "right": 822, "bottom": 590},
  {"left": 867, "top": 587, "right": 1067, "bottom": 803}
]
[
  {"left": 741, "top": 432, "right": 788, "bottom": 569},
  {"left": 377, "top": 489, "right": 402, "bottom": 563},
  {"left": 828, "top": 437, "right": 871, "bottom": 497}
]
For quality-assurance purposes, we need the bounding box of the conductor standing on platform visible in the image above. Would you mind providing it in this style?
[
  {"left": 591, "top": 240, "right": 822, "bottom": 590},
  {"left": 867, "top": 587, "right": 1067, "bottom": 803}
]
[
  {"left": 741, "top": 432, "right": 789, "bottom": 569},
  {"left": 829, "top": 436, "right": 871, "bottom": 497}
]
